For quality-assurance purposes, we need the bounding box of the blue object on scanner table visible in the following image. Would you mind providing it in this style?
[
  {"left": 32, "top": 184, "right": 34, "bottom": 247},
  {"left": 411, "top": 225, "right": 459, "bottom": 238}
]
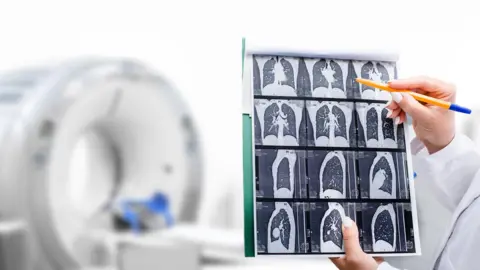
[{"left": 120, "top": 192, "right": 174, "bottom": 234}]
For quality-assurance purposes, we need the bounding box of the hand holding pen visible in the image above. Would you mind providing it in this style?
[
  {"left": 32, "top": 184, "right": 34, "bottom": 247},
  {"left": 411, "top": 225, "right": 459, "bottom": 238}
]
[
  {"left": 361, "top": 76, "right": 457, "bottom": 154},
  {"left": 356, "top": 78, "right": 471, "bottom": 115}
]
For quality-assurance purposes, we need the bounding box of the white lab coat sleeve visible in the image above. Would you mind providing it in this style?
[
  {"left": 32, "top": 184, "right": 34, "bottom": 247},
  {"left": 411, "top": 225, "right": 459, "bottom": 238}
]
[
  {"left": 413, "top": 134, "right": 480, "bottom": 211},
  {"left": 440, "top": 197, "right": 480, "bottom": 269}
]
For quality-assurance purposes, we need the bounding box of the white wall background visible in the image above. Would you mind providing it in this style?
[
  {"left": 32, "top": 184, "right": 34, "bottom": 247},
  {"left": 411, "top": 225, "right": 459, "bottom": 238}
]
[{"left": 0, "top": 0, "right": 478, "bottom": 231}]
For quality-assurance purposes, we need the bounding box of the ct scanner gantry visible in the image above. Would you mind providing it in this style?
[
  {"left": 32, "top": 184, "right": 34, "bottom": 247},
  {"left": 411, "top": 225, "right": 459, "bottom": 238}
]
[{"left": 0, "top": 58, "right": 207, "bottom": 270}]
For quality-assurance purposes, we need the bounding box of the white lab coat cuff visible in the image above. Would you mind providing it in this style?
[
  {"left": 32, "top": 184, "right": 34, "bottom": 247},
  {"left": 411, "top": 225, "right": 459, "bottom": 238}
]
[{"left": 377, "top": 261, "right": 400, "bottom": 270}]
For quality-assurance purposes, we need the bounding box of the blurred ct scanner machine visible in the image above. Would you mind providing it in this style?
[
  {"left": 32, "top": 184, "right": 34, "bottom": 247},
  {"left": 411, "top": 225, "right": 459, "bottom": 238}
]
[
  {"left": 0, "top": 58, "right": 336, "bottom": 270},
  {"left": 0, "top": 58, "right": 236, "bottom": 270}
]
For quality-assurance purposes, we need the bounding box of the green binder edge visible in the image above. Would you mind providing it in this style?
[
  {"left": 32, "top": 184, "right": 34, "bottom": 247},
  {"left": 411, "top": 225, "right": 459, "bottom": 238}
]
[{"left": 242, "top": 37, "right": 255, "bottom": 257}]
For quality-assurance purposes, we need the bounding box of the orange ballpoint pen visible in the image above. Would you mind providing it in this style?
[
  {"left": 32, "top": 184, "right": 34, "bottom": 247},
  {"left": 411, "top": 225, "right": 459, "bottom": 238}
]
[{"left": 356, "top": 78, "right": 471, "bottom": 114}]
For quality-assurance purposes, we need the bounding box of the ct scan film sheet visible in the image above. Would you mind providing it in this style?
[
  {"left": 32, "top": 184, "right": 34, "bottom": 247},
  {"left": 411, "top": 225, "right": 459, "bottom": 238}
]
[{"left": 242, "top": 46, "right": 421, "bottom": 257}]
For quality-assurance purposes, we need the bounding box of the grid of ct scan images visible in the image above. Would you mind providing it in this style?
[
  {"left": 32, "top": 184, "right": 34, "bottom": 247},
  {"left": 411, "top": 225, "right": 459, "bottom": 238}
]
[{"left": 252, "top": 55, "right": 417, "bottom": 255}]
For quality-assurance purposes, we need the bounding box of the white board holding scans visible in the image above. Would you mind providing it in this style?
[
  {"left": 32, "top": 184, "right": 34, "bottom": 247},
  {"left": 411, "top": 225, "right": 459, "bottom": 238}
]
[{"left": 243, "top": 41, "right": 421, "bottom": 258}]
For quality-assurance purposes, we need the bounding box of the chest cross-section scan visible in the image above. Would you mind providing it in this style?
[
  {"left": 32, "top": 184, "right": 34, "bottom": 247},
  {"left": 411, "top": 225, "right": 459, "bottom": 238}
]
[
  {"left": 272, "top": 150, "right": 297, "bottom": 198},
  {"left": 351, "top": 60, "right": 397, "bottom": 101},
  {"left": 253, "top": 56, "right": 300, "bottom": 97},
  {"left": 254, "top": 99, "right": 305, "bottom": 146},
  {"left": 255, "top": 149, "right": 307, "bottom": 199},
  {"left": 306, "top": 101, "right": 353, "bottom": 147},
  {"left": 356, "top": 103, "right": 399, "bottom": 148},
  {"left": 320, "top": 203, "right": 346, "bottom": 253},
  {"left": 319, "top": 152, "right": 346, "bottom": 199},
  {"left": 248, "top": 51, "right": 419, "bottom": 257},
  {"left": 308, "top": 59, "right": 348, "bottom": 99},
  {"left": 372, "top": 204, "right": 397, "bottom": 252}
]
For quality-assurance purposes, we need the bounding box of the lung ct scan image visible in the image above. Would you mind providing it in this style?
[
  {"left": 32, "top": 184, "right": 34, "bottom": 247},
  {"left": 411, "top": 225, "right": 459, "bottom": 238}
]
[
  {"left": 255, "top": 149, "right": 307, "bottom": 199},
  {"left": 355, "top": 102, "right": 405, "bottom": 149},
  {"left": 309, "top": 202, "right": 356, "bottom": 254},
  {"left": 254, "top": 99, "right": 307, "bottom": 147},
  {"left": 306, "top": 101, "right": 356, "bottom": 147},
  {"left": 256, "top": 202, "right": 307, "bottom": 254},
  {"left": 248, "top": 52, "right": 419, "bottom": 257},
  {"left": 357, "top": 151, "right": 409, "bottom": 199},
  {"left": 306, "top": 150, "right": 356, "bottom": 199}
]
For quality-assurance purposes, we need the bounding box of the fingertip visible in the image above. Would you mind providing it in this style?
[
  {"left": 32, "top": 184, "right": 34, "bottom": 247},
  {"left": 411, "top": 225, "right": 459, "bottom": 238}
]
[
  {"left": 394, "top": 116, "right": 401, "bottom": 125},
  {"left": 391, "top": 92, "right": 403, "bottom": 103},
  {"left": 386, "top": 101, "right": 399, "bottom": 110},
  {"left": 389, "top": 108, "right": 401, "bottom": 119},
  {"left": 342, "top": 217, "right": 363, "bottom": 255},
  {"left": 343, "top": 216, "right": 353, "bottom": 228},
  {"left": 342, "top": 216, "right": 358, "bottom": 240},
  {"left": 400, "top": 112, "right": 407, "bottom": 124},
  {"left": 386, "top": 109, "right": 392, "bottom": 118}
]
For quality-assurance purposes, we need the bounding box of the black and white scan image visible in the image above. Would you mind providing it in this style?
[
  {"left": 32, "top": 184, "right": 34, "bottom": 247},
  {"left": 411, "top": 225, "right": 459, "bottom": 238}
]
[
  {"left": 351, "top": 60, "right": 397, "bottom": 101},
  {"left": 356, "top": 102, "right": 404, "bottom": 148},
  {"left": 307, "top": 151, "right": 356, "bottom": 199},
  {"left": 302, "top": 58, "right": 351, "bottom": 98},
  {"left": 357, "top": 151, "right": 408, "bottom": 199},
  {"left": 395, "top": 121, "right": 407, "bottom": 149},
  {"left": 256, "top": 202, "right": 307, "bottom": 254},
  {"left": 250, "top": 53, "right": 418, "bottom": 257},
  {"left": 399, "top": 203, "right": 416, "bottom": 253},
  {"left": 254, "top": 99, "right": 306, "bottom": 146},
  {"left": 306, "top": 101, "right": 355, "bottom": 147},
  {"left": 395, "top": 152, "right": 409, "bottom": 199},
  {"left": 252, "top": 55, "right": 302, "bottom": 97},
  {"left": 309, "top": 202, "right": 355, "bottom": 253},
  {"left": 362, "top": 203, "right": 408, "bottom": 253},
  {"left": 255, "top": 149, "right": 307, "bottom": 198}
]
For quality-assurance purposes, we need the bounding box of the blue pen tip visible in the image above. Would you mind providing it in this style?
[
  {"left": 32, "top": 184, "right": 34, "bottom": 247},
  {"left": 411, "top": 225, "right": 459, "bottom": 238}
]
[{"left": 449, "top": 103, "right": 472, "bottom": 114}]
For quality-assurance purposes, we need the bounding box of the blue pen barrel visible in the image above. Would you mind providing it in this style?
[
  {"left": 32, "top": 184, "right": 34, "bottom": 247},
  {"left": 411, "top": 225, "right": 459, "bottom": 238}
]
[{"left": 449, "top": 103, "right": 472, "bottom": 114}]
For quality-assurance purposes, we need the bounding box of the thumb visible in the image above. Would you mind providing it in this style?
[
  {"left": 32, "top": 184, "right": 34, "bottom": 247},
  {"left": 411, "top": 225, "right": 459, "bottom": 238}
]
[
  {"left": 391, "top": 92, "right": 433, "bottom": 122},
  {"left": 342, "top": 217, "right": 362, "bottom": 255}
]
